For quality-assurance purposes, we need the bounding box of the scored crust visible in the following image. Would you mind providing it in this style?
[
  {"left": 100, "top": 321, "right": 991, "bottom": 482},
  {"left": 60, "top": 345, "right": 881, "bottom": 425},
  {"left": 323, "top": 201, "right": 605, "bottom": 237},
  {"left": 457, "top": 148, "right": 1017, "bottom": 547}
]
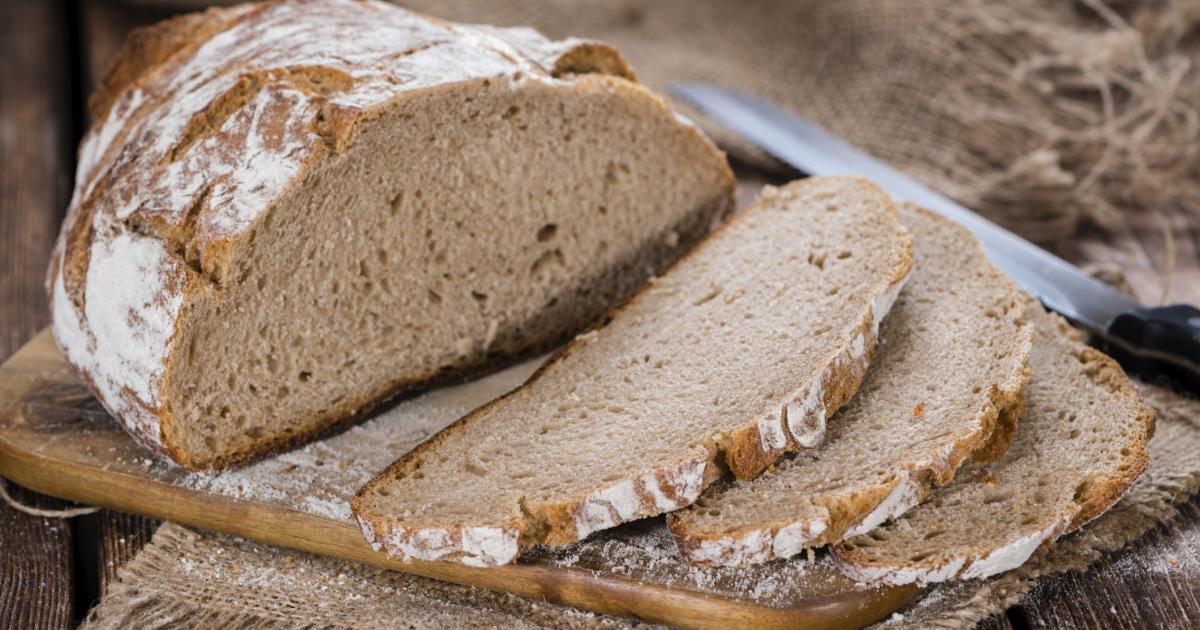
[
  {"left": 46, "top": 0, "right": 731, "bottom": 470},
  {"left": 832, "top": 305, "right": 1156, "bottom": 584},
  {"left": 665, "top": 204, "right": 1035, "bottom": 566},
  {"left": 352, "top": 177, "right": 915, "bottom": 566}
]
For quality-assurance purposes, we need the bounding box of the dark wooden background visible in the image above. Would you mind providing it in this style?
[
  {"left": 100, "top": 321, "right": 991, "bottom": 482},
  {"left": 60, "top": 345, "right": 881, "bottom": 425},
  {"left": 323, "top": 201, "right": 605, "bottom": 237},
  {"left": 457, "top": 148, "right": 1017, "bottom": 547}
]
[{"left": 0, "top": 1, "right": 1197, "bottom": 627}]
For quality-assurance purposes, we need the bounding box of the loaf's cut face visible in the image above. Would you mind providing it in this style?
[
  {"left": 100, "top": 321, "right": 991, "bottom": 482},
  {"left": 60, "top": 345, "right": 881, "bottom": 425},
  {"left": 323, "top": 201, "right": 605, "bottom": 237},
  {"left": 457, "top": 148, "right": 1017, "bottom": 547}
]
[
  {"left": 47, "top": 0, "right": 734, "bottom": 470},
  {"left": 352, "top": 177, "right": 914, "bottom": 567},
  {"left": 833, "top": 304, "right": 1155, "bottom": 584},
  {"left": 667, "top": 205, "right": 1034, "bottom": 566}
]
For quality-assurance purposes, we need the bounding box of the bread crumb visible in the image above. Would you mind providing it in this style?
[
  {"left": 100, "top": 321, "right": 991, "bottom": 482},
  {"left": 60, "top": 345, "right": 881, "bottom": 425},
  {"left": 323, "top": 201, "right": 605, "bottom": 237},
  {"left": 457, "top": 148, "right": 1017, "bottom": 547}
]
[{"left": 483, "top": 319, "right": 500, "bottom": 350}]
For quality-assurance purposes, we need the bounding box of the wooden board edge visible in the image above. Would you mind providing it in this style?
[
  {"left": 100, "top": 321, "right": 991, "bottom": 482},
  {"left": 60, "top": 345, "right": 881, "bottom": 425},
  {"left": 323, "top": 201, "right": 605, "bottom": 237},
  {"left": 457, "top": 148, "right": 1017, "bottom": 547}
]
[{"left": 0, "top": 329, "right": 922, "bottom": 628}]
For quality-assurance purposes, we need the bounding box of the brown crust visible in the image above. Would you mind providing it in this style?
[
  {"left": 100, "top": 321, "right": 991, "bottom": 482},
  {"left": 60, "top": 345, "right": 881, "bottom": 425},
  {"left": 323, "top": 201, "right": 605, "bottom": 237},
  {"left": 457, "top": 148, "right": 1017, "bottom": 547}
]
[
  {"left": 53, "top": 1, "right": 734, "bottom": 472},
  {"left": 666, "top": 356, "right": 1033, "bottom": 565},
  {"left": 88, "top": 4, "right": 262, "bottom": 123},
  {"left": 60, "top": 3, "right": 264, "bottom": 313},
  {"left": 1065, "top": 347, "right": 1156, "bottom": 530},
  {"left": 353, "top": 177, "right": 914, "bottom": 560},
  {"left": 968, "top": 393, "right": 1025, "bottom": 465},
  {"left": 550, "top": 42, "right": 637, "bottom": 81}
]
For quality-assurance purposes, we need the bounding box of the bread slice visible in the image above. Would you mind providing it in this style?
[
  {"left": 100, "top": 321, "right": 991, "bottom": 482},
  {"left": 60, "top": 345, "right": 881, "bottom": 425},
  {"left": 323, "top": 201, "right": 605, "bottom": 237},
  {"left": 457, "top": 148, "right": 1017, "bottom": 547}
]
[
  {"left": 833, "top": 303, "right": 1155, "bottom": 584},
  {"left": 666, "top": 204, "right": 1034, "bottom": 566},
  {"left": 46, "top": 0, "right": 735, "bottom": 470},
  {"left": 351, "top": 177, "right": 913, "bottom": 566}
]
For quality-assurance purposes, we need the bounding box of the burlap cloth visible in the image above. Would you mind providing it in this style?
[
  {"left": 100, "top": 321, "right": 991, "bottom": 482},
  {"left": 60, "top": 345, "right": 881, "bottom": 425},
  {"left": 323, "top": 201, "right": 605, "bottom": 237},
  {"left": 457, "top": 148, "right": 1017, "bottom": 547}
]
[{"left": 85, "top": 0, "right": 1200, "bottom": 627}]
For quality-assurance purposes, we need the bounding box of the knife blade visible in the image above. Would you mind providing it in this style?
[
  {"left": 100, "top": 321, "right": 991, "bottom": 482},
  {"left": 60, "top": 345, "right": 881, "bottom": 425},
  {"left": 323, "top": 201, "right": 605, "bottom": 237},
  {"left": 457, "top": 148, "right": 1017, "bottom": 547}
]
[{"left": 672, "top": 82, "right": 1200, "bottom": 391}]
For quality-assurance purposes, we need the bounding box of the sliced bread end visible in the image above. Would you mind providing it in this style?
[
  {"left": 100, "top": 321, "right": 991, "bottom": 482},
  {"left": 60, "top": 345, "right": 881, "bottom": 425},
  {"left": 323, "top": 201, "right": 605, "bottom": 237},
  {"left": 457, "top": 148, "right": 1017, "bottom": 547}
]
[{"left": 832, "top": 305, "right": 1155, "bottom": 585}]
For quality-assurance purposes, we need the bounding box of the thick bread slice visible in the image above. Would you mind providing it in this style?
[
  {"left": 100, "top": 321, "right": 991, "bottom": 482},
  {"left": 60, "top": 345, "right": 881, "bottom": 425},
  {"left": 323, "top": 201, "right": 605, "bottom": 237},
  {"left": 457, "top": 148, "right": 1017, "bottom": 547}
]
[
  {"left": 352, "top": 177, "right": 913, "bottom": 566},
  {"left": 833, "top": 303, "right": 1155, "bottom": 584},
  {"left": 47, "top": 0, "right": 735, "bottom": 470},
  {"left": 667, "top": 204, "right": 1035, "bottom": 566}
]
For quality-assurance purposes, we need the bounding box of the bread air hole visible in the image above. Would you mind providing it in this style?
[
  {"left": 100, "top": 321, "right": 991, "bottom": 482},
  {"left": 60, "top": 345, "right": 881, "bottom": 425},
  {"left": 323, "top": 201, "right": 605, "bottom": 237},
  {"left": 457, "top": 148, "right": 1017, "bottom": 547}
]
[{"left": 537, "top": 223, "right": 558, "bottom": 242}]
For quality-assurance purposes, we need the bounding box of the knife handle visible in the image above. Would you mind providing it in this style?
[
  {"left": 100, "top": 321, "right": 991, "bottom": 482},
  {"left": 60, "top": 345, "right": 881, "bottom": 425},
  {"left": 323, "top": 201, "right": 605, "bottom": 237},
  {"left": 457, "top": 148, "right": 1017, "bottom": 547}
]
[{"left": 1103, "top": 304, "right": 1200, "bottom": 393}]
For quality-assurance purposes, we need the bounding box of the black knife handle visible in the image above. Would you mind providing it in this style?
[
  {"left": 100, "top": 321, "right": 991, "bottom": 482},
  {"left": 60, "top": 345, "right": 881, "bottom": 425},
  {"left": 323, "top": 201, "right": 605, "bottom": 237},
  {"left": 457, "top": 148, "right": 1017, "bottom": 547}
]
[{"left": 1102, "top": 304, "right": 1200, "bottom": 393}]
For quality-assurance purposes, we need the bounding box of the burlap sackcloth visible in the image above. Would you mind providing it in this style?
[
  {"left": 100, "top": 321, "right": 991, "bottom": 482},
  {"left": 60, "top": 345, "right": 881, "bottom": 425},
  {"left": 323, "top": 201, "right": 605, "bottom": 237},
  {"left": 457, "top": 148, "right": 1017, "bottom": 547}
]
[{"left": 84, "top": 0, "right": 1200, "bottom": 628}]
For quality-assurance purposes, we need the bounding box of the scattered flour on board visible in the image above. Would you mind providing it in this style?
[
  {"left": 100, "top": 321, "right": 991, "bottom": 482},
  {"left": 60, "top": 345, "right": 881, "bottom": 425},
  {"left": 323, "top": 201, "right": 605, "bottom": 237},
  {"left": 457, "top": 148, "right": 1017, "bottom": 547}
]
[{"left": 182, "top": 358, "right": 542, "bottom": 520}]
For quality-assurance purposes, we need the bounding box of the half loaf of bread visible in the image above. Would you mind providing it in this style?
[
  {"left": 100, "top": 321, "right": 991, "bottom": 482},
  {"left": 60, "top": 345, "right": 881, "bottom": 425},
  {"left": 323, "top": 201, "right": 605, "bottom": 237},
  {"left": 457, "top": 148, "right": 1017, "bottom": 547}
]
[
  {"left": 47, "top": 0, "right": 735, "bottom": 470},
  {"left": 833, "top": 302, "right": 1154, "bottom": 584},
  {"left": 667, "top": 204, "right": 1034, "bottom": 565},
  {"left": 352, "top": 177, "right": 913, "bottom": 567}
]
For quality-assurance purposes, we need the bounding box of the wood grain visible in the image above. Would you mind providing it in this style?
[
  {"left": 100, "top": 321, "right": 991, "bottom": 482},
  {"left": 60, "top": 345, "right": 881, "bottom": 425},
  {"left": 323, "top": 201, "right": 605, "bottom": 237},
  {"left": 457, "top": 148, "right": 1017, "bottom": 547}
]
[
  {"left": 0, "top": 483, "right": 75, "bottom": 629},
  {"left": 1012, "top": 488, "right": 1200, "bottom": 629},
  {"left": 96, "top": 511, "right": 159, "bottom": 597},
  {"left": 0, "top": 0, "right": 78, "bottom": 627}
]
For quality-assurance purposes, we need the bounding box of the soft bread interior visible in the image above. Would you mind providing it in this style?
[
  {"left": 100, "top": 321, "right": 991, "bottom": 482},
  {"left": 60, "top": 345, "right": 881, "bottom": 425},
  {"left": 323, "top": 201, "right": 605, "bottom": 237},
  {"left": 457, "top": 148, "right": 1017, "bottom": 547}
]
[
  {"left": 163, "top": 75, "right": 732, "bottom": 468},
  {"left": 352, "top": 178, "right": 914, "bottom": 563},
  {"left": 667, "top": 205, "right": 1034, "bottom": 565}
]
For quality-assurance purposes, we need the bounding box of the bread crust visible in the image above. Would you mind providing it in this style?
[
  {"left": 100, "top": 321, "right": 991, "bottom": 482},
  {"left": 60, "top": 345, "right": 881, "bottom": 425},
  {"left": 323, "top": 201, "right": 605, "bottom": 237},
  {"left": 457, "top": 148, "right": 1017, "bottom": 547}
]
[
  {"left": 48, "top": 0, "right": 733, "bottom": 471},
  {"left": 352, "top": 177, "right": 914, "bottom": 566}
]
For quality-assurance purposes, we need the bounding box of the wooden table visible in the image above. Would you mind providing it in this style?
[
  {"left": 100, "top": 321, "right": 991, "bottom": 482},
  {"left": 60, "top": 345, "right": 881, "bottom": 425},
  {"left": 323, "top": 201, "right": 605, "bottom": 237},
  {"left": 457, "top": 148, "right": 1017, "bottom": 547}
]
[{"left": 1, "top": 2, "right": 1197, "bottom": 627}]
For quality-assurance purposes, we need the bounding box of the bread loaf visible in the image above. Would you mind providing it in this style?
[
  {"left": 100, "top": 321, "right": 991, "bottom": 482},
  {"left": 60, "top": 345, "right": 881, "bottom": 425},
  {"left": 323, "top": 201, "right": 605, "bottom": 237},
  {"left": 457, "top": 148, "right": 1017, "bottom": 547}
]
[
  {"left": 833, "top": 303, "right": 1155, "bottom": 584},
  {"left": 352, "top": 177, "right": 913, "bottom": 567},
  {"left": 667, "top": 204, "right": 1034, "bottom": 565},
  {"left": 47, "top": 0, "right": 734, "bottom": 470}
]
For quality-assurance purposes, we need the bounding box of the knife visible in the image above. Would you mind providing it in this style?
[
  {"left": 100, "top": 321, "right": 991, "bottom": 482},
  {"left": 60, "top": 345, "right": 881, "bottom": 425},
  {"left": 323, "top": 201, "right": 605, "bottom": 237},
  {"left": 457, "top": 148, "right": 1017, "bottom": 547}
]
[{"left": 672, "top": 83, "right": 1200, "bottom": 392}]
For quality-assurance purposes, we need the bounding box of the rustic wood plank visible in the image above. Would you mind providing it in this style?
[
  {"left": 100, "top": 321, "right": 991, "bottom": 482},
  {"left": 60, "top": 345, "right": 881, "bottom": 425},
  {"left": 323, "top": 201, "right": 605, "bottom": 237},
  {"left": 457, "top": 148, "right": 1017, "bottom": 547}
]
[
  {"left": 0, "top": 483, "right": 75, "bottom": 629},
  {"left": 1012, "top": 497, "right": 1200, "bottom": 629},
  {"left": 0, "top": 2, "right": 72, "bottom": 357},
  {"left": 0, "top": 0, "right": 79, "bottom": 627},
  {"left": 97, "top": 511, "right": 160, "bottom": 596}
]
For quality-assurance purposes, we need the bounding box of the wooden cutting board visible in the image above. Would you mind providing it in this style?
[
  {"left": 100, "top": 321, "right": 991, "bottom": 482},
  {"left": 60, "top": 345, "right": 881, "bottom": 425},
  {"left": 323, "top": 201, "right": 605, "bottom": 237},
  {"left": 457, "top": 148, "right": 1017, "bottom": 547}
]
[{"left": 0, "top": 329, "right": 921, "bottom": 629}]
